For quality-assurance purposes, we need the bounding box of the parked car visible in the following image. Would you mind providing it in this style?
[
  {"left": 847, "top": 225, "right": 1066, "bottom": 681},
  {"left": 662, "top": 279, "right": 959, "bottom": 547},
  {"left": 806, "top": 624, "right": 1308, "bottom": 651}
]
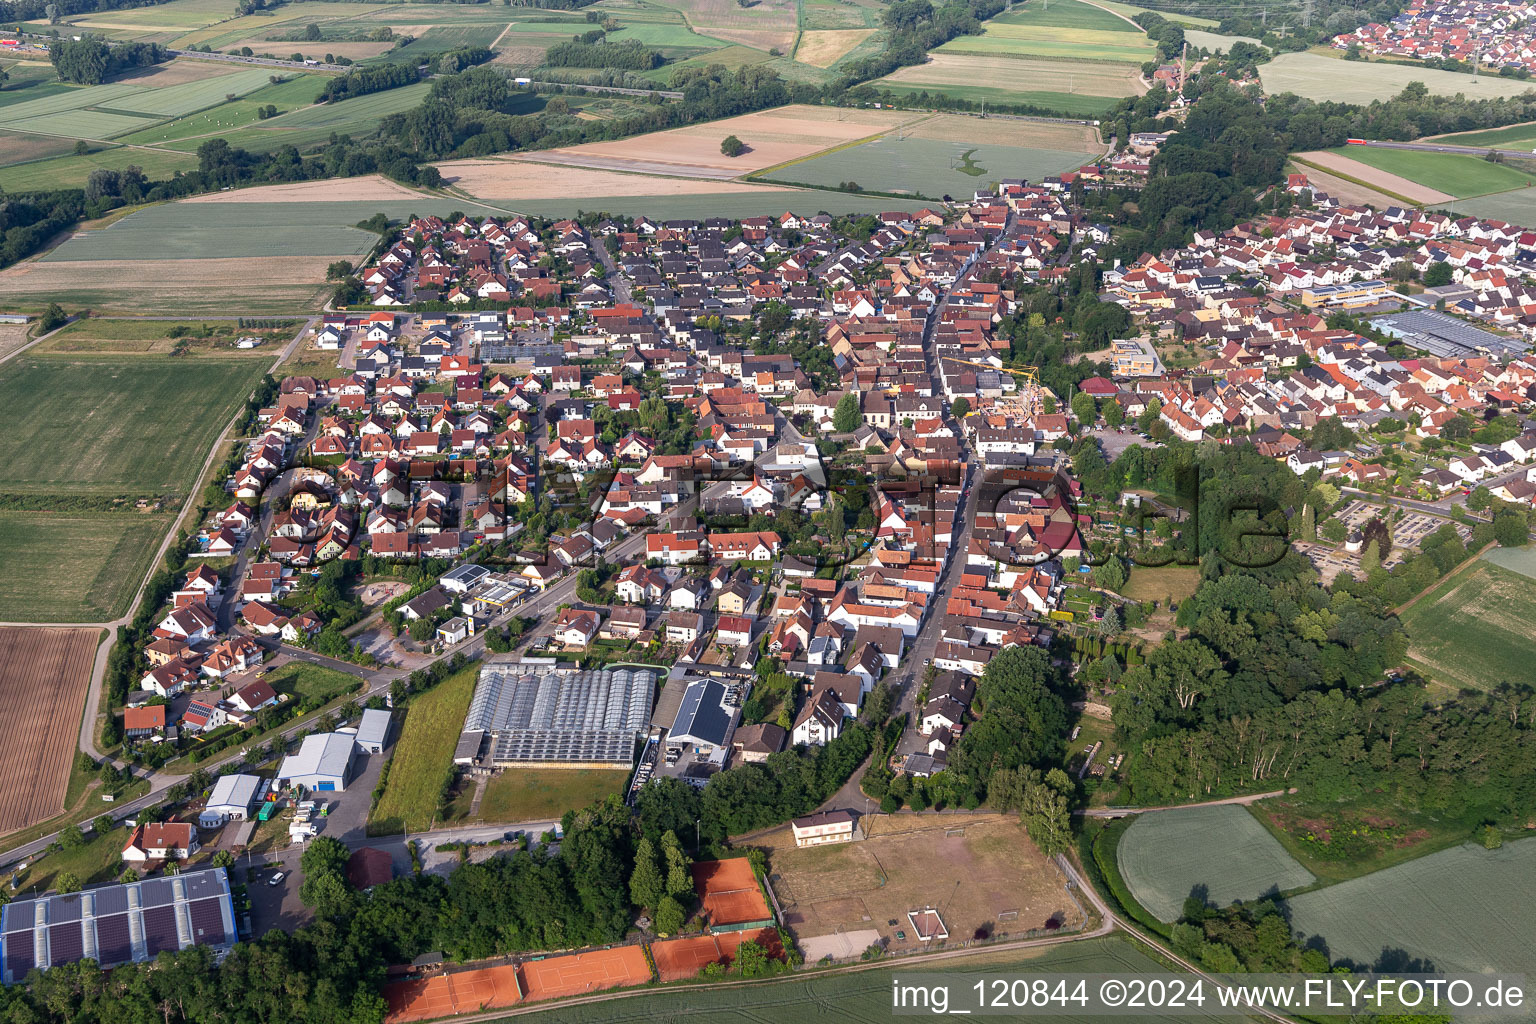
[{"left": 268, "top": 872, "right": 285, "bottom": 887}]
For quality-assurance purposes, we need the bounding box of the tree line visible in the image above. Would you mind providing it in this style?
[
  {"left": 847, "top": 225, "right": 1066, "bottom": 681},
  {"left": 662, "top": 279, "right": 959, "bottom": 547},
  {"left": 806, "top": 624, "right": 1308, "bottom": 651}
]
[
  {"left": 320, "top": 61, "right": 418, "bottom": 103},
  {"left": 49, "top": 38, "right": 165, "bottom": 84},
  {"left": 544, "top": 37, "right": 663, "bottom": 70}
]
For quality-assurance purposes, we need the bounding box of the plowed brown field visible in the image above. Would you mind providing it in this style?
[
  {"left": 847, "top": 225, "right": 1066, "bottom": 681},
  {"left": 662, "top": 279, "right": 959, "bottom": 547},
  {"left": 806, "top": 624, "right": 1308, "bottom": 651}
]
[{"left": 0, "top": 627, "right": 98, "bottom": 834}]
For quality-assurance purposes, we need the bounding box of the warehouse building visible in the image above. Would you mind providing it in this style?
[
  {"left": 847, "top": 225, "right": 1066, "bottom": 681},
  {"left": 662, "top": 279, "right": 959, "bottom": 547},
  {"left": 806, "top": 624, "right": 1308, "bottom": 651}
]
[
  {"left": 0, "top": 869, "right": 236, "bottom": 983},
  {"left": 456, "top": 659, "right": 655, "bottom": 769},
  {"left": 276, "top": 733, "right": 357, "bottom": 792},
  {"left": 354, "top": 708, "right": 393, "bottom": 755},
  {"left": 198, "top": 774, "right": 263, "bottom": 828}
]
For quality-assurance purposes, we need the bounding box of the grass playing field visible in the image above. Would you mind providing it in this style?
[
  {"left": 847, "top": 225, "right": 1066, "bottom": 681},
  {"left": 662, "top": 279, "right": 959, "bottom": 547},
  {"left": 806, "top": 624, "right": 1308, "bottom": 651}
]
[
  {"left": 369, "top": 665, "right": 479, "bottom": 835},
  {"left": 473, "top": 767, "right": 630, "bottom": 823},
  {"left": 937, "top": 0, "right": 1155, "bottom": 64},
  {"left": 0, "top": 511, "right": 172, "bottom": 621},
  {"left": 1284, "top": 838, "right": 1536, "bottom": 977},
  {"left": 0, "top": 354, "right": 267, "bottom": 497},
  {"left": 1399, "top": 557, "right": 1536, "bottom": 691},
  {"left": 1116, "top": 805, "right": 1316, "bottom": 923},
  {"left": 1322, "top": 145, "right": 1535, "bottom": 198},
  {"left": 1261, "top": 51, "right": 1536, "bottom": 104}
]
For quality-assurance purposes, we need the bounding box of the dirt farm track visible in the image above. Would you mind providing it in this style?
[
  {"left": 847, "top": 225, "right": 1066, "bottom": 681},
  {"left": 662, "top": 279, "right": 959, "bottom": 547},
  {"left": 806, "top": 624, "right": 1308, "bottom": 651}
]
[{"left": 0, "top": 628, "right": 99, "bottom": 835}]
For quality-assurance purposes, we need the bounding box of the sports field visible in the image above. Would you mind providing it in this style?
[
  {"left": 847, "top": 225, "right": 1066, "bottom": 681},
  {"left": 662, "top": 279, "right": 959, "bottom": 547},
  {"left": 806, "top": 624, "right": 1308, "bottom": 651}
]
[
  {"left": 877, "top": 53, "right": 1139, "bottom": 115},
  {"left": 368, "top": 665, "right": 479, "bottom": 836},
  {"left": 474, "top": 767, "right": 629, "bottom": 823},
  {"left": 0, "top": 511, "right": 171, "bottom": 621},
  {"left": 508, "top": 937, "right": 1226, "bottom": 1023},
  {"left": 1399, "top": 557, "right": 1536, "bottom": 692},
  {"left": 0, "top": 628, "right": 98, "bottom": 833},
  {"left": 0, "top": 355, "right": 266, "bottom": 497},
  {"left": 1116, "top": 805, "right": 1316, "bottom": 923},
  {"left": 651, "top": 928, "right": 781, "bottom": 981},
  {"left": 1261, "top": 51, "right": 1536, "bottom": 104},
  {"left": 1284, "top": 838, "right": 1536, "bottom": 977},
  {"left": 1320, "top": 145, "right": 1535, "bottom": 199},
  {"left": 938, "top": 0, "right": 1154, "bottom": 64},
  {"left": 693, "top": 857, "right": 774, "bottom": 927}
]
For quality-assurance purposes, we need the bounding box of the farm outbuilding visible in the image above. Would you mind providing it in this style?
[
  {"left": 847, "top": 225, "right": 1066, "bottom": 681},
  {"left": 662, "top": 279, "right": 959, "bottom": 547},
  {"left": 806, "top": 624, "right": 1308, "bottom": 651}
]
[{"left": 276, "top": 733, "right": 356, "bottom": 792}]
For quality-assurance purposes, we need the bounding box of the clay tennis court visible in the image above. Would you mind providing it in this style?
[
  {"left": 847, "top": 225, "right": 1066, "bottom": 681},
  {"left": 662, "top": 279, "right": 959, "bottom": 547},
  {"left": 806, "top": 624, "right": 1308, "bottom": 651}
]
[
  {"left": 692, "top": 858, "right": 775, "bottom": 928},
  {"left": 383, "top": 964, "right": 522, "bottom": 1023},
  {"left": 517, "top": 946, "right": 652, "bottom": 1002},
  {"left": 650, "top": 928, "right": 783, "bottom": 981},
  {"left": 0, "top": 627, "right": 99, "bottom": 835}
]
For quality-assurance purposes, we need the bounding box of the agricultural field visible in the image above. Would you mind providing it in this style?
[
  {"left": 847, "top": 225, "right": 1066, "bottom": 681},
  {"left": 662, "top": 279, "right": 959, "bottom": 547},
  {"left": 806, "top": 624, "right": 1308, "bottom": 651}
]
[
  {"left": 876, "top": 53, "right": 1139, "bottom": 115},
  {"left": 937, "top": 0, "right": 1155, "bottom": 64},
  {"left": 37, "top": 318, "right": 287, "bottom": 358},
  {"left": 0, "top": 145, "right": 199, "bottom": 192},
  {"left": 513, "top": 939, "right": 1226, "bottom": 1023},
  {"left": 369, "top": 665, "right": 479, "bottom": 835},
  {"left": 496, "top": 190, "right": 926, "bottom": 219},
  {"left": 610, "top": 0, "right": 798, "bottom": 53},
  {"left": 1292, "top": 150, "right": 1452, "bottom": 205},
  {"left": 473, "top": 768, "right": 630, "bottom": 823},
  {"left": 760, "top": 116, "right": 1099, "bottom": 197},
  {"left": 800, "top": 0, "right": 884, "bottom": 31},
  {"left": 528, "top": 103, "right": 923, "bottom": 178},
  {"left": 1320, "top": 145, "right": 1535, "bottom": 199},
  {"left": 0, "top": 255, "right": 341, "bottom": 315},
  {"left": 0, "top": 628, "right": 98, "bottom": 833},
  {"left": 761, "top": 814, "right": 1079, "bottom": 953},
  {"left": 1459, "top": 184, "right": 1536, "bottom": 223},
  {"left": 1399, "top": 557, "right": 1536, "bottom": 692},
  {"left": 1116, "top": 805, "right": 1316, "bottom": 923},
  {"left": 115, "top": 74, "right": 330, "bottom": 146},
  {"left": 1260, "top": 51, "right": 1536, "bottom": 104},
  {"left": 796, "top": 29, "right": 877, "bottom": 68},
  {"left": 0, "top": 354, "right": 266, "bottom": 497},
  {"left": 0, "top": 513, "right": 170, "bottom": 622},
  {"left": 1431, "top": 120, "right": 1536, "bottom": 150},
  {"left": 1287, "top": 159, "right": 1404, "bottom": 208},
  {"left": 1284, "top": 839, "right": 1536, "bottom": 977},
  {"left": 436, "top": 156, "right": 823, "bottom": 201},
  {"left": 1090, "top": 0, "right": 1220, "bottom": 27},
  {"left": 1182, "top": 28, "right": 1258, "bottom": 51},
  {"left": 43, "top": 200, "right": 379, "bottom": 261}
]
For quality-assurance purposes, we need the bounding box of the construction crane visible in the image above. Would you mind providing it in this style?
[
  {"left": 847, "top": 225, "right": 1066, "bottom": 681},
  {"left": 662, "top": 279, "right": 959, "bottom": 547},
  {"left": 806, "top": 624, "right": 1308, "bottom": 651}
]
[{"left": 939, "top": 356, "right": 1045, "bottom": 415}]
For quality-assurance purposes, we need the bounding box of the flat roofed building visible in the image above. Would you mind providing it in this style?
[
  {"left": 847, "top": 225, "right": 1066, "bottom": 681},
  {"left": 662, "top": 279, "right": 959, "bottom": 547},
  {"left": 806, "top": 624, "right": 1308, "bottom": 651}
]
[
  {"left": 790, "top": 810, "right": 856, "bottom": 848},
  {"left": 460, "top": 660, "right": 655, "bottom": 768},
  {"left": 355, "top": 708, "right": 393, "bottom": 754},
  {"left": 667, "top": 679, "right": 736, "bottom": 751},
  {"left": 277, "top": 733, "right": 357, "bottom": 792},
  {"left": 199, "top": 774, "right": 263, "bottom": 828},
  {"left": 0, "top": 868, "right": 236, "bottom": 983}
]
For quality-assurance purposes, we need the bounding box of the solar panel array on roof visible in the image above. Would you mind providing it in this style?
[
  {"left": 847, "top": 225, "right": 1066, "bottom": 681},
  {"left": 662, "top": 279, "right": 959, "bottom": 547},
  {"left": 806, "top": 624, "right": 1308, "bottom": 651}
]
[
  {"left": 141, "top": 905, "right": 179, "bottom": 957},
  {"left": 1372, "top": 308, "right": 1530, "bottom": 356},
  {"left": 0, "top": 869, "right": 235, "bottom": 984},
  {"left": 465, "top": 664, "right": 655, "bottom": 766}
]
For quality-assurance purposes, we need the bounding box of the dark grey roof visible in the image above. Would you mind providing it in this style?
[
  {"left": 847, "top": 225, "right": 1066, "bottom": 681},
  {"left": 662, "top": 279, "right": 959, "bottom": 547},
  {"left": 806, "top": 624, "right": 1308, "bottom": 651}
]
[{"left": 668, "top": 679, "right": 733, "bottom": 747}]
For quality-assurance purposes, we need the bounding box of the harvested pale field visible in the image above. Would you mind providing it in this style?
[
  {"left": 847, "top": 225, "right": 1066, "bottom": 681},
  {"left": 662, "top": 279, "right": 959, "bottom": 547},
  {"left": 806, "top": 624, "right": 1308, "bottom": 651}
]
[
  {"left": 0, "top": 627, "right": 98, "bottom": 835},
  {"left": 881, "top": 52, "right": 1141, "bottom": 98},
  {"left": 185, "top": 174, "right": 431, "bottom": 203},
  {"left": 527, "top": 104, "right": 923, "bottom": 178},
  {"left": 491, "top": 44, "right": 552, "bottom": 68},
  {"left": 1293, "top": 151, "right": 1453, "bottom": 205},
  {"left": 0, "top": 324, "right": 32, "bottom": 363},
  {"left": 1288, "top": 162, "right": 1402, "bottom": 209},
  {"left": 905, "top": 112, "right": 1100, "bottom": 150},
  {"left": 110, "top": 58, "right": 245, "bottom": 87},
  {"left": 436, "top": 158, "right": 808, "bottom": 199},
  {"left": 1261, "top": 51, "right": 1536, "bottom": 104},
  {"left": 0, "top": 256, "right": 337, "bottom": 315},
  {"left": 237, "top": 38, "right": 392, "bottom": 60},
  {"left": 796, "top": 29, "right": 875, "bottom": 67}
]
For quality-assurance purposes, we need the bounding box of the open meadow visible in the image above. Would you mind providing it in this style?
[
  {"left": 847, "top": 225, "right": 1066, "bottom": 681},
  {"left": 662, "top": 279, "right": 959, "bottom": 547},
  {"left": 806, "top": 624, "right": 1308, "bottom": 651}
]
[
  {"left": 1319, "top": 145, "right": 1535, "bottom": 199},
  {"left": 1291, "top": 150, "right": 1453, "bottom": 205},
  {"left": 1116, "top": 805, "right": 1316, "bottom": 923},
  {"left": 876, "top": 53, "right": 1140, "bottom": 115},
  {"left": 0, "top": 628, "right": 98, "bottom": 834},
  {"left": 758, "top": 814, "right": 1079, "bottom": 954},
  {"left": 472, "top": 768, "right": 629, "bottom": 823},
  {"left": 369, "top": 665, "right": 479, "bottom": 835},
  {"left": 937, "top": 0, "right": 1154, "bottom": 64},
  {"left": 1458, "top": 184, "right": 1536, "bottom": 222},
  {"left": 1399, "top": 557, "right": 1536, "bottom": 692},
  {"left": 616, "top": 0, "right": 798, "bottom": 53},
  {"left": 1284, "top": 838, "right": 1536, "bottom": 977},
  {"left": 1261, "top": 51, "right": 1536, "bottom": 104},
  {"left": 1431, "top": 120, "right": 1536, "bottom": 150},
  {"left": 37, "top": 318, "right": 290, "bottom": 358}
]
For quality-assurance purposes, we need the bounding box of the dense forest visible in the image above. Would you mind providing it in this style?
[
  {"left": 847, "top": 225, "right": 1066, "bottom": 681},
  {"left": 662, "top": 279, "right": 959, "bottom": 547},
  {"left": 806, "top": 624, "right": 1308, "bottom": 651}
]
[
  {"left": 320, "top": 62, "right": 418, "bottom": 103},
  {"left": 544, "top": 37, "right": 663, "bottom": 70},
  {"left": 49, "top": 38, "right": 166, "bottom": 84}
]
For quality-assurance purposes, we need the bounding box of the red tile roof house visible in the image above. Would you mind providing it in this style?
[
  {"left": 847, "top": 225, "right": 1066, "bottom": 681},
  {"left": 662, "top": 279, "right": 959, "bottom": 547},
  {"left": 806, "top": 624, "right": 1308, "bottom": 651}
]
[
  {"left": 121, "top": 822, "right": 200, "bottom": 864},
  {"left": 122, "top": 704, "right": 167, "bottom": 741}
]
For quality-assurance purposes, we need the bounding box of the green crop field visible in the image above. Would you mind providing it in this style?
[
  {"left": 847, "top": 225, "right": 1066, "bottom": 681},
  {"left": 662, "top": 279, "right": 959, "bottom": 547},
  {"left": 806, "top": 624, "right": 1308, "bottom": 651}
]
[
  {"left": 1459, "top": 185, "right": 1536, "bottom": 222},
  {"left": 877, "top": 82, "right": 1123, "bottom": 116},
  {"left": 1092, "top": 0, "right": 1219, "bottom": 26},
  {"left": 1323, "top": 145, "right": 1534, "bottom": 198},
  {"left": 1433, "top": 121, "right": 1536, "bottom": 149},
  {"left": 506, "top": 937, "right": 1231, "bottom": 1023},
  {"left": 42, "top": 201, "right": 379, "bottom": 261},
  {"left": 0, "top": 354, "right": 268, "bottom": 497},
  {"left": 244, "top": 79, "right": 429, "bottom": 131},
  {"left": 1261, "top": 51, "right": 1536, "bottom": 104},
  {"left": 0, "top": 510, "right": 171, "bottom": 621},
  {"left": 937, "top": 0, "right": 1155, "bottom": 63},
  {"left": 0, "top": 145, "right": 199, "bottom": 192},
  {"left": 1399, "top": 558, "right": 1536, "bottom": 691},
  {"left": 1481, "top": 543, "right": 1536, "bottom": 581},
  {"left": 1117, "top": 805, "right": 1316, "bottom": 923},
  {"left": 369, "top": 665, "right": 479, "bottom": 835},
  {"left": 758, "top": 137, "right": 1096, "bottom": 197},
  {"left": 0, "top": 78, "right": 76, "bottom": 110},
  {"left": 375, "top": 23, "right": 507, "bottom": 62},
  {"left": 602, "top": 19, "right": 726, "bottom": 49},
  {"left": 116, "top": 75, "right": 330, "bottom": 145},
  {"left": 474, "top": 768, "right": 629, "bottom": 823},
  {"left": 1285, "top": 839, "right": 1536, "bottom": 976},
  {"left": 4, "top": 109, "right": 159, "bottom": 139}
]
